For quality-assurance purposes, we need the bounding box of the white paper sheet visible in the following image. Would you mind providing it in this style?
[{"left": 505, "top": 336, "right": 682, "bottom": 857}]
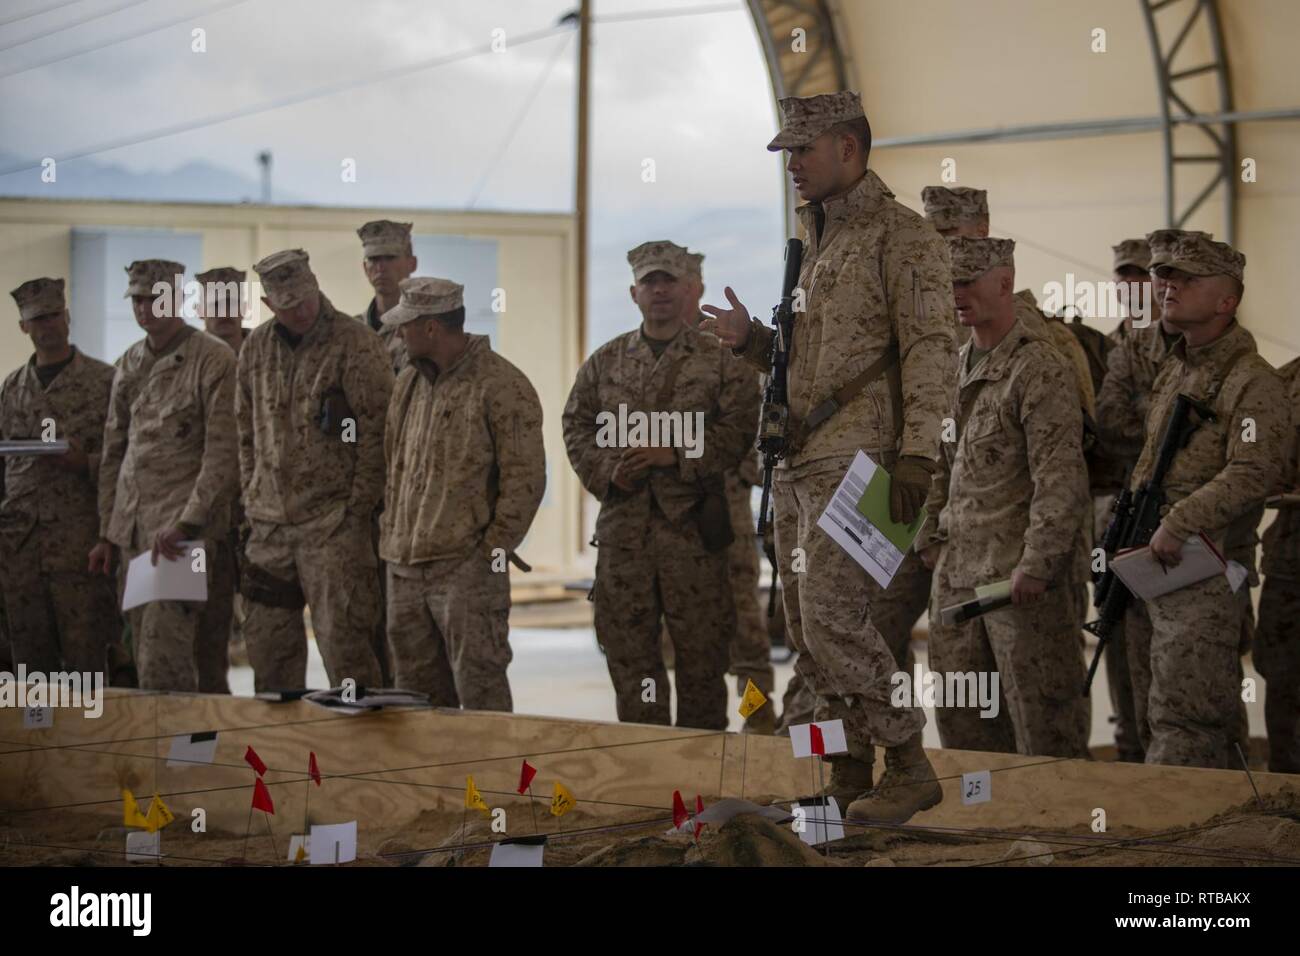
[
  {"left": 309, "top": 821, "right": 357, "bottom": 865},
  {"left": 815, "top": 450, "right": 908, "bottom": 588},
  {"left": 489, "top": 838, "right": 546, "bottom": 867},
  {"left": 961, "top": 770, "right": 992, "bottom": 806},
  {"left": 125, "top": 831, "right": 161, "bottom": 862},
  {"left": 791, "top": 797, "right": 845, "bottom": 846},
  {"left": 789, "top": 719, "right": 849, "bottom": 758},
  {"left": 23, "top": 706, "right": 52, "bottom": 729},
  {"left": 166, "top": 731, "right": 218, "bottom": 768},
  {"left": 121, "top": 541, "right": 208, "bottom": 611}
]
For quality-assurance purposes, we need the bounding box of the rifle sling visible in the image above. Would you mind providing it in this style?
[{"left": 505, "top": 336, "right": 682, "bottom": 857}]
[{"left": 787, "top": 343, "right": 900, "bottom": 455}]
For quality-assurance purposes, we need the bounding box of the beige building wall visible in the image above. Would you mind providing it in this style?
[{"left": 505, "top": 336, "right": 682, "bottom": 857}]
[
  {"left": 0, "top": 198, "right": 580, "bottom": 573},
  {"left": 835, "top": 0, "right": 1300, "bottom": 367}
]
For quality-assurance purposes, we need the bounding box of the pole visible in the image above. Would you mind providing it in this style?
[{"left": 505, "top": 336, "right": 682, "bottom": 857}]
[{"left": 574, "top": 0, "right": 591, "bottom": 552}]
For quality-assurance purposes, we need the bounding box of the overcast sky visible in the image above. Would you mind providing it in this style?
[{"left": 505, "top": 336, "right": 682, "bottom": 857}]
[{"left": 0, "top": 0, "right": 788, "bottom": 350}]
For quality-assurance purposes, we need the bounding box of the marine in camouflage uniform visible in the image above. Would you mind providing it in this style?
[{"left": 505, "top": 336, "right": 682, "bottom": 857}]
[
  {"left": 922, "top": 186, "right": 1097, "bottom": 419},
  {"left": 1088, "top": 237, "right": 1166, "bottom": 761},
  {"left": 237, "top": 250, "right": 394, "bottom": 691},
  {"left": 192, "top": 266, "right": 248, "bottom": 694},
  {"left": 1124, "top": 235, "right": 1285, "bottom": 769},
  {"left": 354, "top": 220, "right": 417, "bottom": 685},
  {"left": 1100, "top": 231, "right": 1250, "bottom": 761},
  {"left": 919, "top": 238, "right": 1091, "bottom": 758},
  {"left": 678, "top": 250, "right": 774, "bottom": 732},
  {"left": 95, "top": 260, "right": 239, "bottom": 691},
  {"left": 1, "top": 278, "right": 120, "bottom": 674},
  {"left": 380, "top": 278, "right": 545, "bottom": 711},
  {"left": 1256, "top": 356, "right": 1300, "bottom": 773},
  {"left": 564, "top": 240, "right": 757, "bottom": 731},
  {"left": 356, "top": 220, "right": 414, "bottom": 375},
  {"left": 704, "top": 92, "right": 955, "bottom": 822}
]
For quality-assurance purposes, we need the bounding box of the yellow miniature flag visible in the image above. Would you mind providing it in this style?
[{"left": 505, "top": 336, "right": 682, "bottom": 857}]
[
  {"left": 550, "top": 781, "right": 576, "bottom": 818},
  {"left": 465, "top": 775, "right": 490, "bottom": 816},
  {"left": 295, "top": 844, "right": 307, "bottom": 863},
  {"left": 143, "top": 792, "right": 174, "bottom": 833},
  {"left": 738, "top": 679, "right": 768, "bottom": 719},
  {"left": 122, "top": 789, "right": 148, "bottom": 829}
]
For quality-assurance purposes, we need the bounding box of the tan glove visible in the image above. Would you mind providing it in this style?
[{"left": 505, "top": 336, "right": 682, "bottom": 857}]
[{"left": 890, "top": 455, "right": 937, "bottom": 525}]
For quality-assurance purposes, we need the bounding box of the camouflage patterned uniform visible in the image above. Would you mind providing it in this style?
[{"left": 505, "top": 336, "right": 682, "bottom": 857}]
[
  {"left": 921, "top": 238, "right": 1091, "bottom": 758},
  {"left": 1124, "top": 238, "right": 1285, "bottom": 769},
  {"left": 1090, "top": 238, "right": 1173, "bottom": 761},
  {"left": 100, "top": 263, "right": 239, "bottom": 691},
  {"left": 1, "top": 279, "right": 119, "bottom": 673},
  {"left": 380, "top": 278, "right": 546, "bottom": 711},
  {"left": 238, "top": 250, "right": 394, "bottom": 691},
  {"left": 355, "top": 220, "right": 412, "bottom": 375},
  {"left": 733, "top": 155, "right": 956, "bottom": 761},
  {"left": 565, "top": 243, "right": 758, "bottom": 730},
  {"left": 1257, "top": 356, "right": 1300, "bottom": 773}
]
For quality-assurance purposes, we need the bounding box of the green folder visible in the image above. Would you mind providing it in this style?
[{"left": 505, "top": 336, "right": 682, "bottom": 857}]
[{"left": 854, "top": 465, "right": 927, "bottom": 552}]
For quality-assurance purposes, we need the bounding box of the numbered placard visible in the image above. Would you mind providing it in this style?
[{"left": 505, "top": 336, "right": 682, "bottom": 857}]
[
  {"left": 961, "top": 770, "right": 991, "bottom": 806},
  {"left": 23, "top": 706, "right": 52, "bottom": 730}
]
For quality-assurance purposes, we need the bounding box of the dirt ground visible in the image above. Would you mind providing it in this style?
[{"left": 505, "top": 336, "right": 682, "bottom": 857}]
[{"left": 3, "top": 785, "right": 1298, "bottom": 868}]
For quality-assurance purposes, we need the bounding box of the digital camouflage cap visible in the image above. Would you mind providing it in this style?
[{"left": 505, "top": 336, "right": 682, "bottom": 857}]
[
  {"left": 1153, "top": 234, "right": 1245, "bottom": 283},
  {"left": 627, "top": 240, "right": 699, "bottom": 281},
  {"left": 922, "top": 186, "right": 989, "bottom": 231},
  {"left": 253, "top": 249, "right": 319, "bottom": 310},
  {"left": 947, "top": 236, "right": 1016, "bottom": 283},
  {"left": 124, "top": 259, "right": 186, "bottom": 298},
  {"left": 1146, "top": 229, "right": 1211, "bottom": 269},
  {"left": 357, "top": 219, "right": 414, "bottom": 258},
  {"left": 10, "top": 277, "right": 66, "bottom": 322},
  {"left": 767, "top": 90, "right": 865, "bottom": 151},
  {"left": 1112, "top": 239, "right": 1152, "bottom": 272},
  {"left": 381, "top": 276, "right": 464, "bottom": 327}
]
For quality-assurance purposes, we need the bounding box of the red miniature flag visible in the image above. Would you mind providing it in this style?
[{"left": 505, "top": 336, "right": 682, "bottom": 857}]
[
  {"left": 308, "top": 751, "right": 321, "bottom": 787},
  {"left": 244, "top": 746, "right": 267, "bottom": 776},
  {"left": 672, "top": 790, "right": 688, "bottom": 831},
  {"left": 694, "top": 794, "right": 705, "bottom": 839},
  {"left": 252, "top": 778, "right": 275, "bottom": 814},
  {"left": 810, "top": 723, "right": 825, "bottom": 756},
  {"left": 517, "top": 760, "right": 537, "bottom": 795}
]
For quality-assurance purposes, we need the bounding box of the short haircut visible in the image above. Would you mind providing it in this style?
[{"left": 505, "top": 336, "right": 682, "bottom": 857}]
[
  {"left": 429, "top": 305, "right": 465, "bottom": 331},
  {"left": 828, "top": 116, "right": 872, "bottom": 162}
]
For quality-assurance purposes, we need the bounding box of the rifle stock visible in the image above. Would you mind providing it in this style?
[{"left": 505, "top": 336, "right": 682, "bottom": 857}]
[{"left": 1081, "top": 393, "right": 1216, "bottom": 695}]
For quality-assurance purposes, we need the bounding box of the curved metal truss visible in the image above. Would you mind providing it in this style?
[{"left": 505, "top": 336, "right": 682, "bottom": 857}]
[
  {"left": 1141, "top": 0, "right": 1238, "bottom": 243},
  {"left": 745, "top": 0, "right": 848, "bottom": 100}
]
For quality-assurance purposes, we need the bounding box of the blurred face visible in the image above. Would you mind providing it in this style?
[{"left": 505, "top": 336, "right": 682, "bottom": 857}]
[
  {"left": 262, "top": 290, "right": 321, "bottom": 335},
  {"left": 1158, "top": 269, "right": 1238, "bottom": 328},
  {"left": 935, "top": 219, "right": 988, "bottom": 239},
  {"left": 131, "top": 289, "right": 182, "bottom": 336},
  {"left": 19, "top": 309, "right": 70, "bottom": 353},
  {"left": 952, "top": 267, "right": 1009, "bottom": 328},
  {"left": 198, "top": 284, "right": 244, "bottom": 338},
  {"left": 363, "top": 253, "right": 417, "bottom": 298},
  {"left": 785, "top": 130, "right": 860, "bottom": 203},
  {"left": 397, "top": 316, "right": 438, "bottom": 359},
  {"left": 630, "top": 271, "right": 689, "bottom": 324}
]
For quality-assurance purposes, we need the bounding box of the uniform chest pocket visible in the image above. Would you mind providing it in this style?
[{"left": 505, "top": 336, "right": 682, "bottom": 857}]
[
  {"left": 162, "top": 395, "right": 201, "bottom": 440},
  {"left": 962, "top": 407, "right": 1004, "bottom": 447}
]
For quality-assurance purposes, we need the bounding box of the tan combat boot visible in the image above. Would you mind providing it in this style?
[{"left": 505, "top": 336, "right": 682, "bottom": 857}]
[
  {"left": 811, "top": 755, "right": 875, "bottom": 809},
  {"left": 846, "top": 734, "right": 942, "bottom": 824}
]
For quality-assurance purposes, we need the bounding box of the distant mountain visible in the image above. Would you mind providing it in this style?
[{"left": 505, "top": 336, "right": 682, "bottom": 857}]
[{"left": 0, "top": 151, "right": 303, "bottom": 205}]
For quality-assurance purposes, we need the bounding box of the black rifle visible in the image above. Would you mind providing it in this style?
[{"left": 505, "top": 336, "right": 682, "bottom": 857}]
[
  {"left": 755, "top": 237, "right": 804, "bottom": 539},
  {"left": 1082, "top": 393, "right": 1216, "bottom": 695}
]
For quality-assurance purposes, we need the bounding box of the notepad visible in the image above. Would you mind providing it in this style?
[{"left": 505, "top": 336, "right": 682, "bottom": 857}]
[{"left": 1109, "top": 532, "right": 1226, "bottom": 601}]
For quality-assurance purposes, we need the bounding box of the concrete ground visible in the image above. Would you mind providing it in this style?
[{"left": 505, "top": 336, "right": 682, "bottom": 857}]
[{"left": 229, "top": 625, "right": 1269, "bottom": 750}]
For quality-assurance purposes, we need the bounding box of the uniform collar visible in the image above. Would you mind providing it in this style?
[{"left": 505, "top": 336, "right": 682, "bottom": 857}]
[
  {"left": 416, "top": 333, "right": 490, "bottom": 384},
  {"left": 795, "top": 169, "right": 893, "bottom": 244},
  {"left": 1171, "top": 318, "right": 1252, "bottom": 369},
  {"left": 960, "top": 315, "right": 1036, "bottom": 387},
  {"left": 624, "top": 322, "right": 698, "bottom": 366}
]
